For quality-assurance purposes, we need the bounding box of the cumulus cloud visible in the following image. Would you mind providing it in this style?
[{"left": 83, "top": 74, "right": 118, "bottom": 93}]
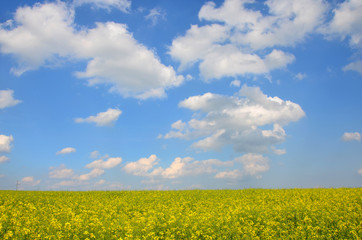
[
  {"left": 124, "top": 155, "right": 233, "bottom": 179},
  {"left": 78, "top": 168, "right": 105, "bottom": 181},
  {"left": 215, "top": 154, "right": 269, "bottom": 179},
  {"left": 0, "top": 90, "right": 21, "bottom": 109},
  {"left": 49, "top": 164, "right": 75, "bottom": 179},
  {"left": 341, "top": 132, "right": 361, "bottom": 142},
  {"left": 200, "top": 0, "right": 327, "bottom": 49},
  {"left": 323, "top": 0, "right": 362, "bottom": 48},
  {"left": 74, "top": 154, "right": 122, "bottom": 181},
  {"left": 56, "top": 147, "right": 76, "bottom": 155},
  {"left": 0, "top": 155, "right": 9, "bottom": 163},
  {"left": 21, "top": 176, "right": 41, "bottom": 186},
  {"left": 86, "top": 157, "right": 122, "bottom": 169},
  {"left": 124, "top": 153, "right": 269, "bottom": 180},
  {"left": 75, "top": 108, "right": 122, "bottom": 126},
  {"left": 74, "top": 0, "right": 131, "bottom": 12},
  {"left": 169, "top": 0, "right": 326, "bottom": 80},
  {"left": 161, "top": 85, "right": 305, "bottom": 153},
  {"left": 322, "top": 0, "right": 362, "bottom": 74},
  {"left": 0, "top": 134, "right": 13, "bottom": 153},
  {"left": 0, "top": 2, "right": 183, "bottom": 99},
  {"left": 123, "top": 154, "right": 159, "bottom": 176},
  {"left": 359, "top": 167, "right": 362, "bottom": 175}
]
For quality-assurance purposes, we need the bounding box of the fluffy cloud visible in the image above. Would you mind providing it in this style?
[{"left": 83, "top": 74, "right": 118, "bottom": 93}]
[
  {"left": 123, "top": 155, "right": 232, "bottom": 179},
  {"left": 216, "top": 154, "right": 269, "bottom": 179},
  {"left": 0, "top": 90, "right": 21, "bottom": 109},
  {"left": 21, "top": 176, "right": 41, "bottom": 186},
  {"left": 49, "top": 164, "right": 75, "bottom": 179},
  {"left": 75, "top": 154, "right": 122, "bottom": 181},
  {"left": 56, "top": 147, "right": 76, "bottom": 155},
  {"left": 322, "top": 0, "right": 362, "bottom": 74},
  {"left": 0, "top": 2, "right": 183, "bottom": 99},
  {"left": 169, "top": 24, "right": 229, "bottom": 71},
  {"left": 199, "top": 46, "right": 294, "bottom": 80},
  {"left": 323, "top": 0, "right": 362, "bottom": 48},
  {"left": 0, "top": 156, "right": 9, "bottom": 163},
  {"left": 74, "top": 0, "right": 131, "bottom": 12},
  {"left": 161, "top": 85, "right": 305, "bottom": 153},
  {"left": 78, "top": 168, "right": 105, "bottom": 181},
  {"left": 169, "top": 0, "right": 326, "bottom": 80},
  {"left": 75, "top": 108, "right": 122, "bottom": 126},
  {"left": 123, "top": 155, "right": 159, "bottom": 176},
  {"left": 159, "top": 157, "right": 230, "bottom": 179},
  {"left": 86, "top": 157, "right": 122, "bottom": 169},
  {"left": 359, "top": 166, "right": 362, "bottom": 175},
  {"left": 200, "top": 0, "right": 327, "bottom": 49},
  {"left": 124, "top": 154, "right": 269, "bottom": 180},
  {"left": 341, "top": 132, "right": 361, "bottom": 142},
  {"left": 0, "top": 134, "right": 13, "bottom": 153}
]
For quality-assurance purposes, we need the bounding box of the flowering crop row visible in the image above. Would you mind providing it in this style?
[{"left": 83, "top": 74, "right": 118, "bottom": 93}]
[{"left": 0, "top": 188, "right": 361, "bottom": 239}]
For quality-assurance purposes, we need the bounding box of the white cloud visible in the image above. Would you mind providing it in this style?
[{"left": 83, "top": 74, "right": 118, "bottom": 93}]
[
  {"left": 159, "top": 157, "right": 221, "bottom": 179},
  {"left": 162, "top": 85, "right": 305, "bottom": 153},
  {"left": 21, "top": 176, "right": 41, "bottom": 186},
  {"left": 96, "top": 179, "right": 106, "bottom": 185},
  {"left": 169, "top": 24, "right": 229, "bottom": 71},
  {"left": 90, "top": 150, "right": 100, "bottom": 158},
  {"left": 123, "top": 154, "right": 159, "bottom": 176},
  {"left": 0, "top": 134, "right": 13, "bottom": 153},
  {"left": 0, "top": 90, "right": 21, "bottom": 109},
  {"left": 199, "top": 0, "right": 327, "bottom": 49},
  {"left": 56, "top": 147, "right": 76, "bottom": 155},
  {"left": 0, "top": 155, "right": 9, "bottom": 163},
  {"left": 199, "top": 46, "right": 294, "bottom": 80},
  {"left": 78, "top": 168, "right": 105, "bottom": 181},
  {"left": 74, "top": 22, "right": 184, "bottom": 99},
  {"left": 0, "top": 2, "right": 183, "bottom": 99},
  {"left": 124, "top": 154, "right": 234, "bottom": 179},
  {"left": 342, "top": 132, "right": 361, "bottom": 142},
  {"left": 145, "top": 8, "right": 166, "bottom": 26},
  {"left": 75, "top": 108, "right": 122, "bottom": 126},
  {"left": 74, "top": 0, "right": 131, "bottom": 12},
  {"left": 0, "top": 2, "right": 76, "bottom": 75},
  {"left": 322, "top": 0, "right": 362, "bottom": 74},
  {"left": 358, "top": 166, "right": 362, "bottom": 175},
  {"left": 235, "top": 153, "right": 269, "bottom": 176},
  {"left": 343, "top": 60, "right": 362, "bottom": 74},
  {"left": 169, "top": 0, "right": 326, "bottom": 80},
  {"left": 86, "top": 157, "right": 122, "bottom": 169},
  {"left": 215, "top": 153, "right": 269, "bottom": 179},
  {"left": 124, "top": 153, "right": 269, "bottom": 181},
  {"left": 294, "top": 73, "right": 307, "bottom": 80},
  {"left": 230, "top": 80, "right": 241, "bottom": 87},
  {"left": 323, "top": 0, "right": 362, "bottom": 48},
  {"left": 49, "top": 164, "right": 75, "bottom": 179},
  {"left": 215, "top": 169, "right": 242, "bottom": 179}
]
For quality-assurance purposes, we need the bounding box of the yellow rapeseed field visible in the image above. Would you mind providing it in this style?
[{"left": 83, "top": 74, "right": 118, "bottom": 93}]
[{"left": 0, "top": 188, "right": 361, "bottom": 239}]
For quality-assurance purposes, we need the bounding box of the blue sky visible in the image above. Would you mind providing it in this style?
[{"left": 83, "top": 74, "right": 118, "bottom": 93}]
[{"left": 0, "top": 0, "right": 361, "bottom": 190}]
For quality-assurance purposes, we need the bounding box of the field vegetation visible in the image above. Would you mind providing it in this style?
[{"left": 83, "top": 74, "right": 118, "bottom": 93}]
[{"left": 0, "top": 188, "right": 361, "bottom": 239}]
